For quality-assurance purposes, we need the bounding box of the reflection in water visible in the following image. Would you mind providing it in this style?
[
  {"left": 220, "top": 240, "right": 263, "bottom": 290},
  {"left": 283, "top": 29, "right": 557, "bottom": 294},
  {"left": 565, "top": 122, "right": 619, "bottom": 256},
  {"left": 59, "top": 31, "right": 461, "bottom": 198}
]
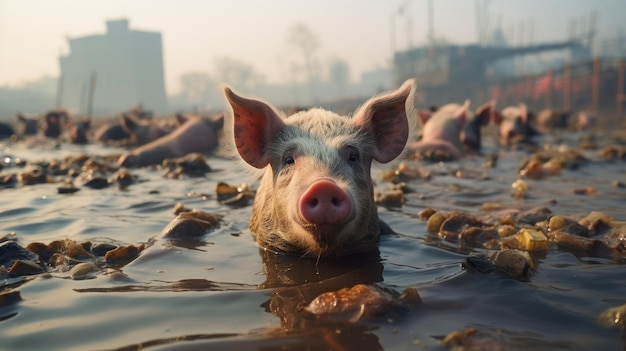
[
  {"left": 258, "top": 248, "right": 386, "bottom": 330},
  {"left": 89, "top": 248, "right": 390, "bottom": 351}
]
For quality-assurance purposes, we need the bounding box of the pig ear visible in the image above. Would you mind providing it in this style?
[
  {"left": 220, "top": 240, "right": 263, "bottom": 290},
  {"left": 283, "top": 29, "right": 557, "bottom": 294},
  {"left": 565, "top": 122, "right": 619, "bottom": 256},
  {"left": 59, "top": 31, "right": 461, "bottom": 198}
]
[
  {"left": 120, "top": 113, "right": 137, "bottom": 132},
  {"left": 224, "top": 87, "right": 285, "bottom": 168},
  {"left": 454, "top": 100, "right": 470, "bottom": 125},
  {"left": 352, "top": 79, "right": 415, "bottom": 163},
  {"left": 475, "top": 100, "right": 495, "bottom": 126},
  {"left": 175, "top": 113, "right": 188, "bottom": 126},
  {"left": 417, "top": 110, "right": 431, "bottom": 126}
]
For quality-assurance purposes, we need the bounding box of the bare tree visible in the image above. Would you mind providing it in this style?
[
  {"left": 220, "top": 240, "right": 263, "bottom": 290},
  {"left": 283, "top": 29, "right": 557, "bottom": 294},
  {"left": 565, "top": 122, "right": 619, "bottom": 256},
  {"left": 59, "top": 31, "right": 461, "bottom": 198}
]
[
  {"left": 178, "top": 72, "right": 216, "bottom": 112},
  {"left": 328, "top": 58, "right": 350, "bottom": 98},
  {"left": 287, "top": 23, "right": 320, "bottom": 102},
  {"left": 213, "top": 57, "right": 263, "bottom": 93}
]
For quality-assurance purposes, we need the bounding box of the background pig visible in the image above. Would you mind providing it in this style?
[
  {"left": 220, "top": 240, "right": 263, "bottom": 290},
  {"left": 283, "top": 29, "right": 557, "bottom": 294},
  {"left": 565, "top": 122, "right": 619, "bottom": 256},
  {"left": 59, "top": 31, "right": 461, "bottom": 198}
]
[
  {"left": 576, "top": 110, "right": 597, "bottom": 130},
  {"left": 224, "top": 79, "right": 415, "bottom": 258},
  {"left": 120, "top": 112, "right": 173, "bottom": 146},
  {"left": 495, "top": 103, "right": 539, "bottom": 144},
  {"left": 66, "top": 118, "right": 91, "bottom": 144},
  {"left": 409, "top": 100, "right": 469, "bottom": 160},
  {"left": 42, "top": 109, "right": 68, "bottom": 138},
  {"left": 0, "top": 122, "right": 15, "bottom": 139},
  {"left": 94, "top": 123, "right": 130, "bottom": 143},
  {"left": 461, "top": 100, "right": 495, "bottom": 151},
  {"left": 536, "top": 108, "right": 570, "bottom": 131},
  {"left": 117, "top": 113, "right": 224, "bottom": 168},
  {"left": 16, "top": 113, "right": 40, "bottom": 136}
]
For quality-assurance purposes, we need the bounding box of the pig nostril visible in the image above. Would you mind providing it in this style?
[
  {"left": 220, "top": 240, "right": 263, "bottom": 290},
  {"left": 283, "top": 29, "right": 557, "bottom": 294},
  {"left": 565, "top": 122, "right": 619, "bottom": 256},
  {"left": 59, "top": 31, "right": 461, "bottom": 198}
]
[{"left": 331, "top": 197, "right": 341, "bottom": 206}]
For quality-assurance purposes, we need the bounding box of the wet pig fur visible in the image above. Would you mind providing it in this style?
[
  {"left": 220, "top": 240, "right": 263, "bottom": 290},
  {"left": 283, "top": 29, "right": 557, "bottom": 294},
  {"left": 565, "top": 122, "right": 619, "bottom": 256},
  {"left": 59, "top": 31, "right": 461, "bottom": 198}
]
[{"left": 224, "top": 79, "right": 416, "bottom": 258}]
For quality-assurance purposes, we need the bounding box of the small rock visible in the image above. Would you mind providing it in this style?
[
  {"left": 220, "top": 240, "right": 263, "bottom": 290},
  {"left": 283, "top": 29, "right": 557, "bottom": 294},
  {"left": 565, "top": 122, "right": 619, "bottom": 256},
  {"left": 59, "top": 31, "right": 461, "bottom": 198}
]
[
  {"left": 69, "top": 262, "right": 100, "bottom": 280},
  {"left": 8, "top": 259, "right": 44, "bottom": 277},
  {"left": 104, "top": 244, "right": 145, "bottom": 265}
]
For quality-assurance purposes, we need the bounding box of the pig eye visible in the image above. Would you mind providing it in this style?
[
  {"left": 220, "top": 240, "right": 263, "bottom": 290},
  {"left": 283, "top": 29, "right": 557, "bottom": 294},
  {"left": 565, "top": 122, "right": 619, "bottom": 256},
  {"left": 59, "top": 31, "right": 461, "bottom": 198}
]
[
  {"left": 284, "top": 155, "right": 295, "bottom": 165},
  {"left": 348, "top": 153, "right": 359, "bottom": 162},
  {"left": 347, "top": 149, "right": 360, "bottom": 163}
]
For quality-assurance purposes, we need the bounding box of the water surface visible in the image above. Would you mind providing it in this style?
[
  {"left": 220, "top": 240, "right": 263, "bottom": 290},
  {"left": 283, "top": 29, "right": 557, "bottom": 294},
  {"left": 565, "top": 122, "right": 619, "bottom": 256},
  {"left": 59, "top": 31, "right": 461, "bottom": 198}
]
[{"left": 1, "top": 127, "right": 625, "bottom": 351}]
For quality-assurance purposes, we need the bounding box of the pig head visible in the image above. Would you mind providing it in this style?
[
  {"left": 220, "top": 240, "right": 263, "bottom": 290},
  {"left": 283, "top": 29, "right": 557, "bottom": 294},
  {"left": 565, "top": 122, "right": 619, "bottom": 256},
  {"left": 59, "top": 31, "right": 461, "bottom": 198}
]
[
  {"left": 409, "top": 100, "right": 469, "bottom": 160},
  {"left": 224, "top": 80, "right": 415, "bottom": 258},
  {"left": 496, "top": 103, "right": 539, "bottom": 144}
]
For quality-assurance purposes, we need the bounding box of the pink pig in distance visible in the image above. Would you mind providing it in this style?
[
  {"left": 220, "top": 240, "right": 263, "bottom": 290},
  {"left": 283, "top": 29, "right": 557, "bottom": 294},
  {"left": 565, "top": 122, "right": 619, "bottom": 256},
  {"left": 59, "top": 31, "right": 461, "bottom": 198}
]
[
  {"left": 224, "top": 80, "right": 416, "bottom": 258},
  {"left": 409, "top": 100, "right": 469, "bottom": 160}
]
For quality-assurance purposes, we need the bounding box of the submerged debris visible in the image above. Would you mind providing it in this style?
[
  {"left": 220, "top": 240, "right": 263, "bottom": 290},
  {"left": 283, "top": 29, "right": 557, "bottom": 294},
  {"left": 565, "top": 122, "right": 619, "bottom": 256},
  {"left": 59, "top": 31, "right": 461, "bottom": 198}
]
[
  {"left": 302, "top": 284, "right": 419, "bottom": 323},
  {"left": 160, "top": 210, "right": 223, "bottom": 240},
  {"left": 162, "top": 153, "right": 212, "bottom": 178},
  {"left": 104, "top": 244, "right": 145, "bottom": 266},
  {"left": 2, "top": 236, "right": 145, "bottom": 278},
  {"left": 381, "top": 161, "right": 432, "bottom": 183},
  {"left": 511, "top": 179, "right": 529, "bottom": 198},
  {"left": 375, "top": 189, "right": 405, "bottom": 208},
  {"left": 439, "top": 327, "right": 506, "bottom": 351},
  {"left": 216, "top": 182, "right": 255, "bottom": 207},
  {"left": 69, "top": 262, "right": 100, "bottom": 280},
  {"left": 463, "top": 249, "right": 533, "bottom": 280},
  {"left": 598, "top": 303, "right": 626, "bottom": 329}
]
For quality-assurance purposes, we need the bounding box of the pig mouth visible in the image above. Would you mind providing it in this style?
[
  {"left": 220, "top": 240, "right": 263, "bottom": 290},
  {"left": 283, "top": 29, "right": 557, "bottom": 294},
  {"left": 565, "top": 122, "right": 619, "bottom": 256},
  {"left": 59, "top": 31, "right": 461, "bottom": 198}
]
[{"left": 298, "top": 222, "right": 347, "bottom": 249}]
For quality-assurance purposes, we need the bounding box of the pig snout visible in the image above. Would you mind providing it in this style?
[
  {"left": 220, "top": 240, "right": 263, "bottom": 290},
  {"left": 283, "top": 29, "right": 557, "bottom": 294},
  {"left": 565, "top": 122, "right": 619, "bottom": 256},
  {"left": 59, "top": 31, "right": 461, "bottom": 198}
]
[{"left": 299, "top": 180, "right": 352, "bottom": 226}]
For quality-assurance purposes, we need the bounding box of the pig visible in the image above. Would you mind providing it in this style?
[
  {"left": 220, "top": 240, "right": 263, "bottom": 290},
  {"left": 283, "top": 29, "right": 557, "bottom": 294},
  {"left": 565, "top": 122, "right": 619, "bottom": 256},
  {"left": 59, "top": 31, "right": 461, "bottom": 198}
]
[
  {"left": 536, "top": 108, "right": 570, "bottom": 131},
  {"left": 461, "top": 100, "right": 495, "bottom": 151},
  {"left": 224, "top": 79, "right": 415, "bottom": 258},
  {"left": 41, "top": 110, "right": 68, "bottom": 138},
  {"left": 94, "top": 123, "right": 130, "bottom": 143},
  {"left": 120, "top": 112, "right": 173, "bottom": 146},
  {"left": 495, "top": 103, "right": 539, "bottom": 144},
  {"left": 117, "top": 113, "right": 224, "bottom": 168},
  {"left": 575, "top": 110, "right": 597, "bottom": 130},
  {"left": 408, "top": 100, "right": 469, "bottom": 160},
  {"left": 66, "top": 118, "right": 91, "bottom": 144},
  {"left": 0, "top": 122, "right": 15, "bottom": 139},
  {"left": 16, "top": 113, "right": 40, "bottom": 136}
]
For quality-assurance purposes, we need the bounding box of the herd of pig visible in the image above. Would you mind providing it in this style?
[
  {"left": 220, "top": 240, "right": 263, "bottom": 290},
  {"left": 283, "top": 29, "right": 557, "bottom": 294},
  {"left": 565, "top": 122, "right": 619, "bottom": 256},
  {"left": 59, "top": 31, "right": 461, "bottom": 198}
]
[
  {"left": 0, "top": 107, "right": 224, "bottom": 168},
  {"left": 411, "top": 98, "right": 596, "bottom": 161},
  {"left": 0, "top": 80, "right": 600, "bottom": 258}
]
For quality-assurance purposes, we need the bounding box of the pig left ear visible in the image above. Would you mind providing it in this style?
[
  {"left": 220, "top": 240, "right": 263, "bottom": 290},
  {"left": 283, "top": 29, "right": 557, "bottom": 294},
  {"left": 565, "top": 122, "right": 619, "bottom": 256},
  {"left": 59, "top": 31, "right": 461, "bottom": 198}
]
[
  {"left": 352, "top": 79, "right": 415, "bottom": 163},
  {"left": 224, "top": 88, "right": 285, "bottom": 169}
]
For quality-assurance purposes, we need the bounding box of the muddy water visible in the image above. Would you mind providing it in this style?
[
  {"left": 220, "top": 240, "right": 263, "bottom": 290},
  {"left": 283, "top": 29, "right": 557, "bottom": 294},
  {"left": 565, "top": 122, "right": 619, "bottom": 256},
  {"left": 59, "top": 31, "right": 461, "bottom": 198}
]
[{"left": 1, "top": 127, "right": 625, "bottom": 351}]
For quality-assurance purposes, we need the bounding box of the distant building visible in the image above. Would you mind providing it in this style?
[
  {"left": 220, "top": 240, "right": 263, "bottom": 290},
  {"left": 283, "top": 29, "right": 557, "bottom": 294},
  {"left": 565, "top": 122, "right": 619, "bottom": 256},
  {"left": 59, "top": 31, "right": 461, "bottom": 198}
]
[
  {"left": 59, "top": 19, "right": 167, "bottom": 116},
  {"left": 392, "top": 40, "right": 590, "bottom": 106}
]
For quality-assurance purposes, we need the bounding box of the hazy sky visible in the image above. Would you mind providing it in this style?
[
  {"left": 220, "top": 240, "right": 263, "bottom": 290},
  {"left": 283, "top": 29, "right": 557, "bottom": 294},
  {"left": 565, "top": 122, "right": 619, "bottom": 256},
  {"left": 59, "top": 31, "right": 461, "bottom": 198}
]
[{"left": 0, "top": 0, "right": 623, "bottom": 95}]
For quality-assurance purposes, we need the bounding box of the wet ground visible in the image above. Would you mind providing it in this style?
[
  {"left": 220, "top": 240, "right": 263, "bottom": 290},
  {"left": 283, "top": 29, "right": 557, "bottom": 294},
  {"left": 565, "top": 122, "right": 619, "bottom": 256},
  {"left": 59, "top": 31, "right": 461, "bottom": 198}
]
[{"left": 1, "top": 124, "right": 625, "bottom": 351}]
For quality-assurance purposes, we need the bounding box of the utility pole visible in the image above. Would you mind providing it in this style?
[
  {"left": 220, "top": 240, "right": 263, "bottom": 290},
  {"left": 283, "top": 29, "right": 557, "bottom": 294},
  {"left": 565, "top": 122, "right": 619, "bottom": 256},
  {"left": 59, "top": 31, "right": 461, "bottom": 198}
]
[{"left": 428, "top": 0, "right": 434, "bottom": 46}]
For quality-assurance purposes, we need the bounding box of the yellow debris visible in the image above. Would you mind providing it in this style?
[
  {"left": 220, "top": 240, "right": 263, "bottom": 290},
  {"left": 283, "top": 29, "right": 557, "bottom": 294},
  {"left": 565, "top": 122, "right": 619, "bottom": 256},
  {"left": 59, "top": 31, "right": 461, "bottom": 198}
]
[{"left": 517, "top": 228, "right": 548, "bottom": 251}]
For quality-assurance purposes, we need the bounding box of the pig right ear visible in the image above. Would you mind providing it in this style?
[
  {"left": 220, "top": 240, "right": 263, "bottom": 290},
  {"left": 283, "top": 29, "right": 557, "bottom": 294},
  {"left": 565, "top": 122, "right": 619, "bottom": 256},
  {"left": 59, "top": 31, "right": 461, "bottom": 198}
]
[
  {"left": 352, "top": 79, "right": 415, "bottom": 163},
  {"left": 175, "top": 113, "right": 188, "bottom": 126},
  {"left": 417, "top": 110, "right": 431, "bottom": 126},
  {"left": 224, "top": 88, "right": 285, "bottom": 168}
]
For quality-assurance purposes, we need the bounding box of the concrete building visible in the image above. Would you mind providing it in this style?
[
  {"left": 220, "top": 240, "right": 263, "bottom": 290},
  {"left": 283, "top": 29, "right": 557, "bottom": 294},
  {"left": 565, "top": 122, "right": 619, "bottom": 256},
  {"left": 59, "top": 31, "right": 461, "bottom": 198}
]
[{"left": 59, "top": 19, "right": 167, "bottom": 116}]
